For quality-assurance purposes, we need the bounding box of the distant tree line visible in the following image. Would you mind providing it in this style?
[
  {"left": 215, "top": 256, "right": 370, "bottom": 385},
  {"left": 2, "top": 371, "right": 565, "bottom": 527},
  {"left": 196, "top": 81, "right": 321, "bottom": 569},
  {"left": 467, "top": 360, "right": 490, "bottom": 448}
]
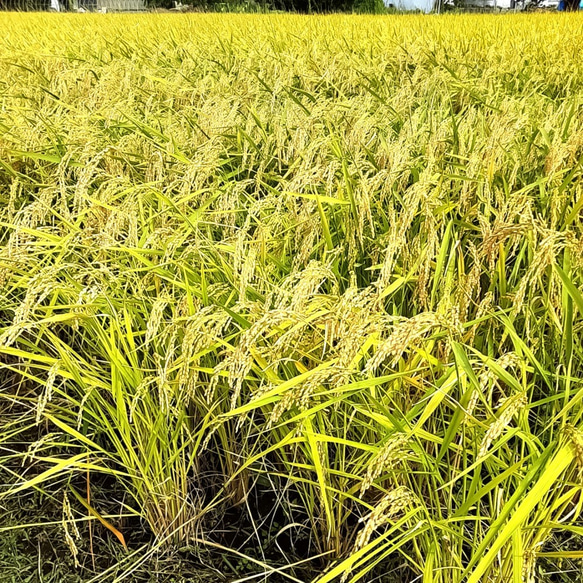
[
  {"left": 0, "top": 0, "right": 81, "bottom": 8},
  {"left": 147, "top": 0, "right": 386, "bottom": 11},
  {"left": 0, "top": 0, "right": 51, "bottom": 8},
  {"left": 144, "top": 0, "right": 385, "bottom": 11},
  {"left": 0, "top": 0, "right": 386, "bottom": 11}
]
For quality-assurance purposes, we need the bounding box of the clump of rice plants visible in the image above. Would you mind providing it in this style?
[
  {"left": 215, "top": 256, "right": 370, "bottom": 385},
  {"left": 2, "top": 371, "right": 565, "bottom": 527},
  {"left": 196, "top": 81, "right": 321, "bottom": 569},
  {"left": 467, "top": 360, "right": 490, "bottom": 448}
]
[{"left": 2, "top": 12, "right": 583, "bottom": 582}]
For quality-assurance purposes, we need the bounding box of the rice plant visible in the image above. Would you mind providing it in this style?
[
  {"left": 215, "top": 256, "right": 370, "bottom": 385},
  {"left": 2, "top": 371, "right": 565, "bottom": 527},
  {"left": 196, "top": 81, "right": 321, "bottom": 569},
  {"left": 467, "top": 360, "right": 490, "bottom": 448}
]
[{"left": 1, "top": 12, "right": 583, "bottom": 582}]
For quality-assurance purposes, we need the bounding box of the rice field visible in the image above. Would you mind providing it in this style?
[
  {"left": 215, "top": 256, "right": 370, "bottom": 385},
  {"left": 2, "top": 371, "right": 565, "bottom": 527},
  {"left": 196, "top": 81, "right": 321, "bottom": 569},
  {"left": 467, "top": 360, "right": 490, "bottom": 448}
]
[{"left": 2, "top": 12, "right": 583, "bottom": 582}]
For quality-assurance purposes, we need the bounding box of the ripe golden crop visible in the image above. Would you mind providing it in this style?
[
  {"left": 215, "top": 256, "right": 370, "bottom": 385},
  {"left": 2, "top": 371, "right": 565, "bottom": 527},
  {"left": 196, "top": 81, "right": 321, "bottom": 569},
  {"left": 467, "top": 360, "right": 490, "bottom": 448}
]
[{"left": 2, "top": 12, "right": 583, "bottom": 582}]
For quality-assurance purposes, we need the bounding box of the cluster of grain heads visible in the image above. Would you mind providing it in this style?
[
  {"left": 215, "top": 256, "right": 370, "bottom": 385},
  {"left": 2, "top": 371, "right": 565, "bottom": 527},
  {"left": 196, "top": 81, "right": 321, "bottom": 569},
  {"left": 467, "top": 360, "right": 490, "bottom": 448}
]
[
  {"left": 2, "top": 11, "right": 583, "bottom": 583},
  {"left": 352, "top": 487, "right": 415, "bottom": 555}
]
